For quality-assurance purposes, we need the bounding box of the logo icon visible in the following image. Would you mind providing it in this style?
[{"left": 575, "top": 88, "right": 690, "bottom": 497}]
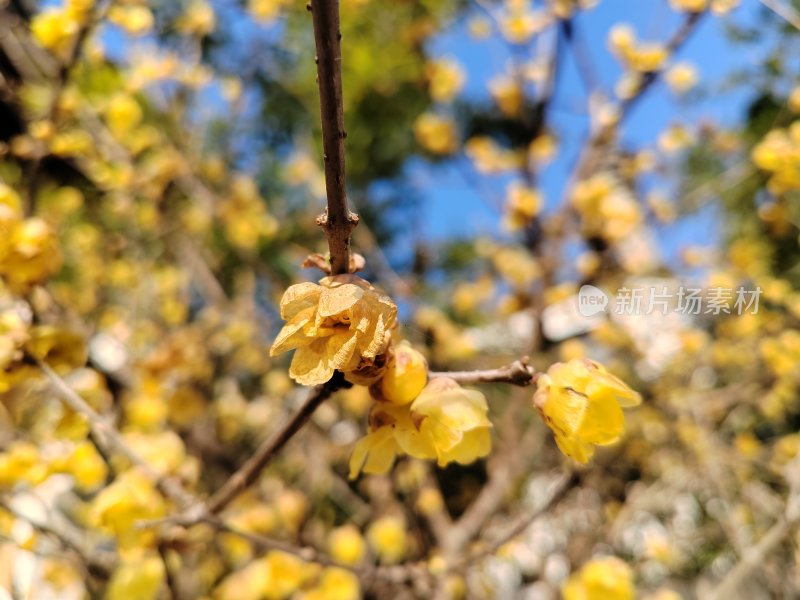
[{"left": 577, "top": 284, "right": 609, "bottom": 317}]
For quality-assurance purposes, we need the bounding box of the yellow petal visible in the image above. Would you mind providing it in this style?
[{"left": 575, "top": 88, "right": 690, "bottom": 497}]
[
  {"left": 541, "top": 387, "right": 588, "bottom": 438},
  {"left": 349, "top": 428, "right": 397, "bottom": 479},
  {"left": 437, "top": 427, "right": 492, "bottom": 466},
  {"left": 579, "top": 388, "right": 625, "bottom": 445},
  {"left": 554, "top": 431, "right": 594, "bottom": 464},
  {"left": 289, "top": 339, "right": 334, "bottom": 385},
  {"left": 270, "top": 309, "right": 314, "bottom": 356},
  {"left": 393, "top": 425, "right": 437, "bottom": 460},
  {"left": 279, "top": 282, "right": 321, "bottom": 320},
  {"left": 325, "top": 331, "right": 360, "bottom": 370},
  {"left": 318, "top": 284, "right": 364, "bottom": 317}
]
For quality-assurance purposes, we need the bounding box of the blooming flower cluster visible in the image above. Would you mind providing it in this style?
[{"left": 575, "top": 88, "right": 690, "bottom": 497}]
[
  {"left": 270, "top": 287, "right": 495, "bottom": 476},
  {"left": 272, "top": 268, "right": 642, "bottom": 476}
]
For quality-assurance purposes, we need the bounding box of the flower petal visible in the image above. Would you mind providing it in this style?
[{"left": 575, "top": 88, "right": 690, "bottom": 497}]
[
  {"left": 280, "top": 282, "right": 321, "bottom": 320},
  {"left": 270, "top": 309, "right": 315, "bottom": 356},
  {"left": 318, "top": 284, "right": 364, "bottom": 317},
  {"left": 289, "top": 340, "right": 334, "bottom": 385}
]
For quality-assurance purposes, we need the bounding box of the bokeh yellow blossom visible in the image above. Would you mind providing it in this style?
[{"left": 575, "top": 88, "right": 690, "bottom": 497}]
[{"left": 562, "top": 556, "right": 635, "bottom": 600}]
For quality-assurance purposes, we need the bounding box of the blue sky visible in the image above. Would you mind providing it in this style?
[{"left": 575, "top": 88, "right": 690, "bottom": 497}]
[{"left": 413, "top": 0, "right": 766, "bottom": 270}]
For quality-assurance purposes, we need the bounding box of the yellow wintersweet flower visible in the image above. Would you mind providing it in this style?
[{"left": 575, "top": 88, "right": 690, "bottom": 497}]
[
  {"left": 51, "top": 441, "right": 108, "bottom": 491},
  {"left": 752, "top": 123, "right": 800, "bottom": 194},
  {"left": 665, "top": 62, "right": 699, "bottom": 95},
  {"left": 562, "top": 556, "right": 635, "bottom": 600},
  {"left": 490, "top": 75, "right": 524, "bottom": 117},
  {"left": 89, "top": 468, "right": 166, "bottom": 548},
  {"left": 533, "top": 359, "right": 641, "bottom": 463},
  {"left": 414, "top": 113, "right": 459, "bottom": 155},
  {"left": 105, "top": 553, "right": 165, "bottom": 600},
  {"left": 349, "top": 377, "right": 492, "bottom": 478},
  {"left": 669, "top": 0, "right": 707, "bottom": 12},
  {"left": 248, "top": 0, "right": 292, "bottom": 23},
  {"left": 658, "top": 123, "right": 695, "bottom": 154},
  {"left": 105, "top": 93, "right": 143, "bottom": 138},
  {"left": 465, "top": 136, "right": 523, "bottom": 173},
  {"left": 215, "top": 550, "right": 314, "bottom": 600},
  {"left": 25, "top": 325, "right": 86, "bottom": 373},
  {"left": 550, "top": 0, "right": 599, "bottom": 18},
  {"left": 711, "top": 0, "right": 740, "bottom": 13},
  {"left": 608, "top": 24, "right": 635, "bottom": 55},
  {"left": 0, "top": 441, "right": 49, "bottom": 488},
  {"left": 108, "top": 5, "right": 154, "bottom": 36},
  {"left": 426, "top": 58, "right": 466, "bottom": 103},
  {"left": 176, "top": 1, "right": 216, "bottom": 36},
  {"left": 302, "top": 567, "right": 360, "bottom": 600},
  {"left": 608, "top": 25, "right": 667, "bottom": 73},
  {"left": 499, "top": 9, "right": 548, "bottom": 44},
  {"left": 503, "top": 182, "right": 543, "bottom": 231},
  {"left": 627, "top": 43, "right": 668, "bottom": 73},
  {"left": 31, "top": 8, "right": 80, "bottom": 59},
  {"left": 492, "top": 245, "right": 541, "bottom": 288},
  {"left": 366, "top": 515, "right": 407, "bottom": 564},
  {"left": 270, "top": 275, "right": 397, "bottom": 386},
  {"left": 327, "top": 525, "right": 366, "bottom": 567},
  {"left": 0, "top": 218, "right": 62, "bottom": 289},
  {"left": 379, "top": 341, "right": 428, "bottom": 405},
  {"left": 529, "top": 133, "right": 558, "bottom": 164}
]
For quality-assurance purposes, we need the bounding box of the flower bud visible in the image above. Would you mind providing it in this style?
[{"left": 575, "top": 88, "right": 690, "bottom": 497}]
[{"left": 379, "top": 342, "right": 428, "bottom": 405}]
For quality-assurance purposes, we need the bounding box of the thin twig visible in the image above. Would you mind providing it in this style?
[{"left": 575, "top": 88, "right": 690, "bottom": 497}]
[
  {"left": 205, "top": 373, "right": 347, "bottom": 514},
  {"left": 706, "top": 457, "right": 800, "bottom": 600},
  {"left": 429, "top": 358, "right": 537, "bottom": 387},
  {"left": 456, "top": 470, "right": 577, "bottom": 568},
  {"left": 26, "top": 1, "right": 109, "bottom": 214},
  {"left": 0, "top": 498, "right": 115, "bottom": 579},
  {"left": 310, "top": 0, "right": 358, "bottom": 275},
  {"left": 620, "top": 11, "right": 704, "bottom": 117},
  {"left": 34, "top": 358, "right": 194, "bottom": 509},
  {"left": 759, "top": 0, "right": 800, "bottom": 31}
]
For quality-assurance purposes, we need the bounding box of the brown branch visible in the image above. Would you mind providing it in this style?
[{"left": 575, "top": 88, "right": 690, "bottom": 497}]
[
  {"left": 429, "top": 358, "right": 537, "bottom": 387},
  {"left": 205, "top": 373, "right": 347, "bottom": 515},
  {"left": 310, "top": 0, "right": 358, "bottom": 275}
]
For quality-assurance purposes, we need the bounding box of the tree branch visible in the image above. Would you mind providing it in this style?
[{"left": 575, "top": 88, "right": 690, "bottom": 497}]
[
  {"left": 205, "top": 373, "right": 347, "bottom": 515},
  {"left": 34, "top": 358, "right": 195, "bottom": 509},
  {"left": 620, "top": 10, "right": 704, "bottom": 117},
  {"left": 456, "top": 470, "right": 577, "bottom": 568},
  {"left": 429, "top": 358, "right": 537, "bottom": 387},
  {"left": 310, "top": 0, "right": 358, "bottom": 275},
  {"left": 26, "top": 1, "right": 108, "bottom": 214},
  {"left": 759, "top": 0, "right": 800, "bottom": 32},
  {"left": 0, "top": 497, "right": 115, "bottom": 580}
]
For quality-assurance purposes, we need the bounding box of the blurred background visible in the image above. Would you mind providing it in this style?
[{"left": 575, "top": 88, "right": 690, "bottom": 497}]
[{"left": 1, "top": 0, "right": 800, "bottom": 598}]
